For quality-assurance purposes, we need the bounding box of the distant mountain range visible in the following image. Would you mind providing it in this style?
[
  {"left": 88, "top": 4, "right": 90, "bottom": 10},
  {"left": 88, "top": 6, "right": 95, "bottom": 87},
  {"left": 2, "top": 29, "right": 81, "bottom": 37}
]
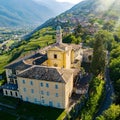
[
  {"left": 34, "top": 0, "right": 73, "bottom": 15},
  {"left": 0, "top": 0, "right": 73, "bottom": 27},
  {"left": 34, "top": 0, "right": 120, "bottom": 30}
]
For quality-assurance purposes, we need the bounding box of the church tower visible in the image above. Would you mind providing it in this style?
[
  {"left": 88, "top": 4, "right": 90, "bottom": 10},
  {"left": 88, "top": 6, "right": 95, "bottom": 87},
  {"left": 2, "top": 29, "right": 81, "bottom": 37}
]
[{"left": 56, "top": 26, "right": 62, "bottom": 44}]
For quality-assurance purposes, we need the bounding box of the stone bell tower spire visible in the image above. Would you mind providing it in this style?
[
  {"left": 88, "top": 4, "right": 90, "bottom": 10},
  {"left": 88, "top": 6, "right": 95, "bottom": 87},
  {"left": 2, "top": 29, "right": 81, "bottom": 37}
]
[{"left": 56, "top": 26, "right": 62, "bottom": 44}]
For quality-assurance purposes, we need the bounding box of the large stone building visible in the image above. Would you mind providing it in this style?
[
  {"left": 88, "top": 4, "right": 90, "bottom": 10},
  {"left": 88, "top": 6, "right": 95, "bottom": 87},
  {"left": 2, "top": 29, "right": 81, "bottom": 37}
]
[{"left": 3, "top": 26, "right": 84, "bottom": 109}]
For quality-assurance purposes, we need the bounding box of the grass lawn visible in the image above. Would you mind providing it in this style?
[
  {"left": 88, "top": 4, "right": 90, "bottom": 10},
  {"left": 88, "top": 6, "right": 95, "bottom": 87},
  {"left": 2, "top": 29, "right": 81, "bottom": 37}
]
[
  {"left": 17, "top": 102, "right": 64, "bottom": 120},
  {"left": 0, "top": 111, "right": 17, "bottom": 120},
  {"left": 0, "top": 96, "right": 64, "bottom": 120},
  {"left": 6, "top": 40, "right": 15, "bottom": 47},
  {"left": 0, "top": 54, "right": 10, "bottom": 74}
]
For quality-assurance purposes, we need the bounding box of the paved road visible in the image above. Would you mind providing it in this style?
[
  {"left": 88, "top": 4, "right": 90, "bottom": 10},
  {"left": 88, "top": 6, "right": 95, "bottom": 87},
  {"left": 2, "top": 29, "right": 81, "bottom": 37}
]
[
  {"left": 94, "top": 52, "right": 114, "bottom": 118},
  {"left": 95, "top": 68, "right": 114, "bottom": 117}
]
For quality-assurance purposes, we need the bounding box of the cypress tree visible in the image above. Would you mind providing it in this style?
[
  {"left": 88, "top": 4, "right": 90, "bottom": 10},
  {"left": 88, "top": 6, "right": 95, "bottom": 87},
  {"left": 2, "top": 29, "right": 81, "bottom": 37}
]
[{"left": 91, "top": 31, "right": 106, "bottom": 76}]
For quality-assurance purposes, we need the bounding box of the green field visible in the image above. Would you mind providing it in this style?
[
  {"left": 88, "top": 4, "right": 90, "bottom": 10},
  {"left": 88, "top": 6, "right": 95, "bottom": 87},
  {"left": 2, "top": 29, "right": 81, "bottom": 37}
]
[
  {"left": 6, "top": 40, "right": 15, "bottom": 47},
  {"left": 0, "top": 54, "right": 11, "bottom": 74},
  {"left": 0, "top": 40, "right": 15, "bottom": 47},
  {"left": 0, "top": 27, "right": 55, "bottom": 74},
  {"left": 0, "top": 96, "right": 64, "bottom": 120}
]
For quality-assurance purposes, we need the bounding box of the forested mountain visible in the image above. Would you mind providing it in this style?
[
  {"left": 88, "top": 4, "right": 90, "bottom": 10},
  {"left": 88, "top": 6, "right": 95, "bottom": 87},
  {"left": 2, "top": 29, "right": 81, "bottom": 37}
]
[
  {"left": 35, "top": 0, "right": 120, "bottom": 30},
  {"left": 0, "top": 0, "right": 73, "bottom": 27}
]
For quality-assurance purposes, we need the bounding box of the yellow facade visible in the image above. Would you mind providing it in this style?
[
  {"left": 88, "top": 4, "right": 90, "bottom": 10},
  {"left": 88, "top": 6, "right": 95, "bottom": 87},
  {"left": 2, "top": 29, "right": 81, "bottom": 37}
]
[
  {"left": 47, "top": 46, "right": 71, "bottom": 69},
  {"left": 17, "top": 76, "right": 73, "bottom": 109}
]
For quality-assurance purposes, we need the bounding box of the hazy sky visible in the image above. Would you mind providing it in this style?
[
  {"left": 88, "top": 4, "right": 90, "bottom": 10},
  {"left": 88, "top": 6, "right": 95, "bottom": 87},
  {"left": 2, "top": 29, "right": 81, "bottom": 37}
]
[{"left": 56, "top": 0, "right": 83, "bottom": 4}]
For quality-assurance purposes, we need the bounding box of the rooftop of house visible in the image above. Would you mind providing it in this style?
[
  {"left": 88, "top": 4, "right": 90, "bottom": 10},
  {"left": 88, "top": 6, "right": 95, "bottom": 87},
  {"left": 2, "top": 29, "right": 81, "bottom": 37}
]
[
  {"left": 5, "top": 60, "right": 32, "bottom": 71},
  {"left": 49, "top": 43, "right": 81, "bottom": 51},
  {"left": 5, "top": 39, "right": 82, "bottom": 72},
  {"left": 24, "top": 54, "right": 47, "bottom": 65},
  {"left": 5, "top": 53, "right": 47, "bottom": 70},
  {"left": 17, "top": 66, "right": 73, "bottom": 83}
]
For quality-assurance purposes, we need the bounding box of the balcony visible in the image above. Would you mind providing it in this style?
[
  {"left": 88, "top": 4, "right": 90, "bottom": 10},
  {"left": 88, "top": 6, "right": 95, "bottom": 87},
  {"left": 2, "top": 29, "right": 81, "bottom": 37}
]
[{"left": 3, "top": 83, "right": 18, "bottom": 90}]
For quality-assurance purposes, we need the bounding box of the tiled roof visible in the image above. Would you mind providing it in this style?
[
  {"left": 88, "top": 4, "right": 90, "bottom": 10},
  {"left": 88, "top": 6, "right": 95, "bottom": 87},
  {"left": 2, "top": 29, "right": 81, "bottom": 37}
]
[
  {"left": 54, "top": 43, "right": 81, "bottom": 51},
  {"left": 5, "top": 53, "right": 46, "bottom": 70},
  {"left": 70, "top": 44, "right": 81, "bottom": 50},
  {"left": 49, "top": 43, "right": 81, "bottom": 51},
  {"left": 17, "top": 66, "right": 73, "bottom": 83},
  {"left": 33, "top": 55, "right": 47, "bottom": 65},
  {"left": 5, "top": 60, "right": 31, "bottom": 71}
]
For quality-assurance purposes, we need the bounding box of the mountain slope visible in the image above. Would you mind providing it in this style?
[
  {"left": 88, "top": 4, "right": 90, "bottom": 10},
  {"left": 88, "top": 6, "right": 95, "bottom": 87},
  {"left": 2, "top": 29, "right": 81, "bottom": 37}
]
[
  {"left": 34, "top": 0, "right": 73, "bottom": 15},
  {"left": 0, "top": 0, "right": 73, "bottom": 27},
  {"left": 0, "top": 0, "right": 54, "bottom": 27},
  {"left": 34, "top": 0, "right": 120, "bottom": 30}
]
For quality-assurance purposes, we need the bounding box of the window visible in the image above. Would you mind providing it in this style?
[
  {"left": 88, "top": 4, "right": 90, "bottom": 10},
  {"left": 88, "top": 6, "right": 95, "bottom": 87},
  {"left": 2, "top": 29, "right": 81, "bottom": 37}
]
[
  {"left": 46, "top": 83, "right": 49, "bottom": 88},
  {"left": 57, "top": 103, "right": 61, "bottom": 108},
  {"left": 55, "top": 93, "right": 58, "bottom": 97},
  {"left": 15, "top": 80, "right": 17, "bottom": 84},
  {"left": 88, "top": 55, "right": 92, "bottom": 61},
  {"left": 40, "top": 82, "right": 43, "bottom": 87},
  {"left": 23, "top": 88, "right": 26, "bottom": 92},
  {"left": 5, "top": 90, "right": 8, "bottom": 95},
  {"left": 55, "top": 84, "right": 58, "bottom": 89},
  {"left": 31, "top": 89, "right": 34, "bottom": 94},
  {"left": 26, "top": 97, "right": 29, "bottom": 101},
  {"left": 10, "top": 79, "right": 14, "bottom": 83},
  {"left": 54, "top": 54, "right": 57, "bottom": 59},
  {"left": 30, "top": 81, "right": 33, "bottom": 85},
  {"left": 15, "top": 92, "right": 18, "bottom": 97},
  {"left": 34, "top": 98, "right": 37, "bottom": 102},
  {"left": 46, "top": 91, "right": 50, "bottom": 96},
  {"left": 42, "top": 100, "right": 45, "bottom": 104},
  {"left": 10, "top": 91, "right": 13, "bottom": 96},
  {"left": 22, "top": 80, "right": 25, "bottom": 84},
  {"left": 12, "top": 69, "right": 16, "bottom": 75},
  {"left": 49, "top": 101, "right": 53, "bottom": 106},
  {"left": 41, "top": 91, "right": 44, "bottom": 95}
]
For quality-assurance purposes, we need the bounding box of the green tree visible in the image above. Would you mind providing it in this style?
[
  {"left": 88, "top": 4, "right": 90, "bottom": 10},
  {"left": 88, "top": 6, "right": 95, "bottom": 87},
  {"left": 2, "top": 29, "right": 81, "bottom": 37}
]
[
  {"left": 109, "top": 43, "right": 120, "bottom": 104},
  {"left": 79, "top": 77, "right": 105, "bottom": 120},
  {"left": 96, "top": 104, "right": 120, "bottom": 120},
  {"left": 110, "top": 57, "right": 120, "bottom": 82},
  {"left": 63, "top": 34, "right": 81, "bottom": 44},
  {"left": 102, "top": 30, "right": 114, "bottom": 51},
  {"left": 114, "top": 26, "right": 120, "bottom": 42},
  {"left": 74, "top": 24, "right": 87, "bottom": 40},
  {"left": 111, "top": 45, "right": 120, "bottom": 58},
  {"left": 103, "top": 20, "right": 115, "bottom": 32},
  {"left": 91, "top": 31, "right": 106, "bottom": 76},
  {"left": 115, "top": 79, "right": 120, "bottom": 103},
  {"left": 85, "top": 35, "right": 95, "bottom": 47}
]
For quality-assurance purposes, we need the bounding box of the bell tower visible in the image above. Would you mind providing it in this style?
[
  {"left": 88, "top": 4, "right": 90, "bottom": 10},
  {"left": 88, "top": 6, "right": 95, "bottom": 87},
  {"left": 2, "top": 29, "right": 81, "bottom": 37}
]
[{"left": 56, "top": 26, "right": 62, "bottom": 44}]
